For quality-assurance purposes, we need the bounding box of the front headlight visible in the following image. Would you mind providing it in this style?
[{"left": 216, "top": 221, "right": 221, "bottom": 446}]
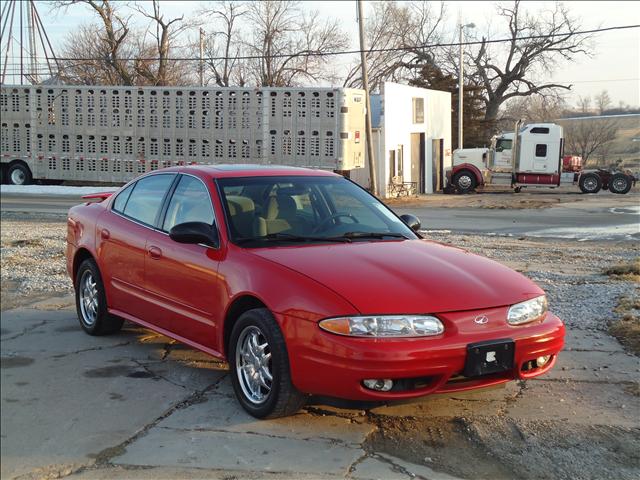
[
  {"left": 507, "top": 295, "right": 548, "bottom": 325},
  {"left": 319, "top": 315, "right": 444, "bottom": 337}
]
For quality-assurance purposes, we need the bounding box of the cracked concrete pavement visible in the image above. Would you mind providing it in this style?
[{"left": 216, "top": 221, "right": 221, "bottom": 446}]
[
  {"left": 1, "top": 301, "right": 457, "bottom": 480},
  {"left": 2, "top": 293, "right": 638, "bottom": 480}
]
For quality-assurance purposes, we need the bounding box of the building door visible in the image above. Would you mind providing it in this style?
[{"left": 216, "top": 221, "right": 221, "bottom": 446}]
[
  {"left": 410, "top": 133, "right": 426, "bottom": 193},
  {"left": 431, "top": 138, "right": 444, "bottom": 192}
]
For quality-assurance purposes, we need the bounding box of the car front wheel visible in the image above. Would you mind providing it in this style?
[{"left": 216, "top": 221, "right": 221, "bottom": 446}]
[
  {"left": 75, "top": 259, "right": 123, "bottom": 335},
  {"left": 229, "top": 308, "right": 305, "bottom": 418}
]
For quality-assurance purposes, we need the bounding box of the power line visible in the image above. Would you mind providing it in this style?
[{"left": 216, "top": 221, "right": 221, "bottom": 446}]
[
  {"left": 552, "top": 78, "right": 639, "bottom": 84},
  {"left": 34, "top": 23, "right": 639, "bottom": 63}
]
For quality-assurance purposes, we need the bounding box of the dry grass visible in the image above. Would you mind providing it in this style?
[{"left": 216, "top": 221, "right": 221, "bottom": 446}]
[
  {"left": 604, "top": 258, "right": 640, "bottom": 281},
  {"left": 609, "top": 294, "right": 640, "bottom": 356}
]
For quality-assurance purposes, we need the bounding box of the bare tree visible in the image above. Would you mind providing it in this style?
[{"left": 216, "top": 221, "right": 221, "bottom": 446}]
[
  {"left": 471, "top": 1, "right": 593, "bottom": 129},
  {"left": 594, "top": 90, "right": 611, "bottom": 115},
  {"left": 244, "top": 0, "right": 348, "bottom": 87},
  {"left": 200, "top": 1, "right": 246, "bottom": 86},
  {"left": 561, "top": 117, "right": 619, "bottom": 163},
  {"left": 501, "top": 93, "right": 567, "bottom": 124},
  {"left": 133, "top": 0, "right": 195, "bottom": 85},
  {"left": 343, "top": 1, "right": 446, "bottom": 91},
  {"left": 577, "top": 95, "right": 592, "bottom": 114},
  {"left": 52, "top": 0, "right": 135, "bottom": 84}
]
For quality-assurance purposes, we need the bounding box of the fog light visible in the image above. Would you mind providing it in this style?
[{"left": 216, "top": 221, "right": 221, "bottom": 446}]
[
  {"left": 536, "top": 355, "right": 551, "bottom": 367},
  {"left": 363, "top": 379, "right": 393, "bottom": 391}
]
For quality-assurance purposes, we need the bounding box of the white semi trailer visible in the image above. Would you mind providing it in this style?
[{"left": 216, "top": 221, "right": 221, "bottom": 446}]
[
  {"left": 446, "top": 122, "right": 635, "bottom": 195},
  {"left": 1, "top": 85, "right": 367, "bottom": 185}
]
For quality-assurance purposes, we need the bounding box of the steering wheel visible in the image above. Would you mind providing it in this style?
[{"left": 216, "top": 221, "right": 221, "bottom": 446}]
[{"left": 312, "top": 213, "right": 359, "bottom": 233}]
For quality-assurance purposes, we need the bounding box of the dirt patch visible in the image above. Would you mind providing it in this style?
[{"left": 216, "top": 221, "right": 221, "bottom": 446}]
[
  {"left": 605, "top": 258, "right": 640, "bottom": 282},
  {"left": 367, "top": 415, "right": 640, "bottom": 480},
  {"left": 384, "top": 191, "right": 574, "bottom": 210},
  {"left": 366, "top": 415, "right": 514, "bottom": 478},
  {"left": 610, "top": 294, "right": 640, "bottom": 355}
]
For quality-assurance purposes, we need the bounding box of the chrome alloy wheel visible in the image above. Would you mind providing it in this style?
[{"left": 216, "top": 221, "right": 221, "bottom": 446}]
[
  {"left": 583, "top": 176, "right": 598, "bottom": 192},
  {"left": 458, "top": 174, "right": 473, "bottom": 189},
  {"left": 236, "top": 326, "right": 273, "bottom": 404},
  {"left": 79, "top": 270, "right": 99, "bottom": 326}
]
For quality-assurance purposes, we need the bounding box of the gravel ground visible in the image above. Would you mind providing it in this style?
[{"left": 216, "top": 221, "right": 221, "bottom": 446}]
[{"left": 1, "top": 220, "right": 72, "bottom": 309}]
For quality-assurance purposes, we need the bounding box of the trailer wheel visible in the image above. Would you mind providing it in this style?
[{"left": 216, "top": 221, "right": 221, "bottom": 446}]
[
  {"left": 453, "top": 170, "right": 477, "bottom": 194},
  {"left": 609, "top": 173, "right": 632, "bottom": 194},
  {"left": 579, "top": 173, "right": 601, "bottom": 194},
  {"left": 7, "top": 162, "right": 32, "bottom": 186}
]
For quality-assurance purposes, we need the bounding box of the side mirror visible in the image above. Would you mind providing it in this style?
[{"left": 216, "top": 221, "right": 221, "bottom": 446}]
[
  {"left": 400, "top": 214, "right": 421, "bottom": 232},
  {"left": 169, "top": 222, "right": 219, "bottom": 248}
]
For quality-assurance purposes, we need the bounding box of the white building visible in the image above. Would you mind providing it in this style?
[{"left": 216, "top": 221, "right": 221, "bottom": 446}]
[{"left": 350, "top": 82, "right": 452, "bottom": 197}]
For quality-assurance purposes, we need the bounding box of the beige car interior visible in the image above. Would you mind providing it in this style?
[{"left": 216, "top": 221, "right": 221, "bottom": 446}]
[{"left": 226, "top": 194, "right": 309, "bottom": 238}]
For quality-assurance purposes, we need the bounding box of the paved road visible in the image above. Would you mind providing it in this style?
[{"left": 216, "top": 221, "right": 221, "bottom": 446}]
[{"left": 1, "top": 191, "right": 638, "bottom": 240}]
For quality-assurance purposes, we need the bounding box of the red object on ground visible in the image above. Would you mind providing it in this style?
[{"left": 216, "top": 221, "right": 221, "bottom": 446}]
[{"left": 67, "top": 165, "right": 564, "bottom": 412}]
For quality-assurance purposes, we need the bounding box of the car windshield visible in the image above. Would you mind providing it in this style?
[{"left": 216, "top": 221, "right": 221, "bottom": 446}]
[{"left": 216, "top": 175, "right": 418, "bottom": 246}]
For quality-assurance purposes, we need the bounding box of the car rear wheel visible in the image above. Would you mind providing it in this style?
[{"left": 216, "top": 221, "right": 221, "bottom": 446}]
[
  {"left": 75, "top": 259, "right": 123, "bottom": 335},
  {"left": 579, "top": 173, "right": 601, "bottom": 194},
  {"left": 229, "top": 308, "right": 305, "bottom": 418},
  {"left": 453, "top": 170, "right": 477, "bottom": 194},
  {"left": 609, "top": 173, "right": 632, "bottom": 194}
]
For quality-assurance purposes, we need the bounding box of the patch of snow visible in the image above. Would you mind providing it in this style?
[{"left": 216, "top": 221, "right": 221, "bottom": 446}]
[
  {"left": 525, "top": 224, "right": 640, "bottom": 241},
  {"left": 608, "top": 206, "right": 640, "bottom": 215},
  {"left": 0, "top": 185, "right": 119, "bottom": 196}
]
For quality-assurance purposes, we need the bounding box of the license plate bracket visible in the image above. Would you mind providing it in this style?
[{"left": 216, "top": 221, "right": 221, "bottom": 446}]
[{"left": 464, "top": 339, "right": 515, "bottom": 377}]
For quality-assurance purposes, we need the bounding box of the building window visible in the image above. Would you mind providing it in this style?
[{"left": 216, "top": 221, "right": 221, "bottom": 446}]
[
  {"left": 535, "top": 144, "right": 547, "bottom": 157},
  {"left": 412, "top": 97, "right": 424, "bottom": 124}
]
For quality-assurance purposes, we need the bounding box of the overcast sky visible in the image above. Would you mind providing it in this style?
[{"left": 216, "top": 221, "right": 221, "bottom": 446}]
[{"left": 21, "top": 1, "right": 640, "bottom": 107}]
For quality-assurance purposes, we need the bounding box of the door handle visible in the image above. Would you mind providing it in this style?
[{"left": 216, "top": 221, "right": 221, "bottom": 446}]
[
  {"left": 148, "top": 246, "right": 162, "bottom": 260},
  {"left": 100, "top": 229, "right": 110, "bottom": 240}
]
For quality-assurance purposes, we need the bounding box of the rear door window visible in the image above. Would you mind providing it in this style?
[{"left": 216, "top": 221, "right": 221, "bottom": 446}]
[
  {"left": 122, "top": 174, "right": 175, "bottom": 226},
  {"left": 162, "top": 175, "right": 214, "bottom": 232}
]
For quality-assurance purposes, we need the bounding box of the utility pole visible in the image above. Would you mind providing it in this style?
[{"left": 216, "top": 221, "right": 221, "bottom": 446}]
[
  {"left": 27, "top": 1, "right": 39, "bottom": 83},
  {"left": 458, "top": 22, "right": 474, "bottom": 149},
  {"left": 357, "top": 0, "right": 378, "bottom": 196},
  {"left": 199, "top": 28, "right": 205, "bottom": 87}
]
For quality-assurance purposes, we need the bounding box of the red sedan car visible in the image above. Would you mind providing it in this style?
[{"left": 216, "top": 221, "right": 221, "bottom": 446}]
[{"left": 67, "top": 165, "right": 565, "bottom": 418}]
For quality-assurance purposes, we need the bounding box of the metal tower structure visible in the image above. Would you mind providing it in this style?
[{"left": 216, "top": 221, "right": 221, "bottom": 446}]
[{"left": 0, "top": 0, "right": 60, "bottom": 85}]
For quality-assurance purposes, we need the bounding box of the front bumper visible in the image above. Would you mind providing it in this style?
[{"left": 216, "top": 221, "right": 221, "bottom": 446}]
[{"left": 279, "top": 307, "right": 565, "bottom": 401}]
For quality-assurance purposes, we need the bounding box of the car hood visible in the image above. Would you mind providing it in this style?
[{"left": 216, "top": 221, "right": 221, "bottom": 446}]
[{"left": 249, "top": 239, "right": 544, "bottom": 314}]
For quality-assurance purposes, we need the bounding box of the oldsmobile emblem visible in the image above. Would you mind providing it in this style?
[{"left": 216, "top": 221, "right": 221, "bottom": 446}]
[{"left": 474, "top": 315, "right": 489, "bottom": 325}]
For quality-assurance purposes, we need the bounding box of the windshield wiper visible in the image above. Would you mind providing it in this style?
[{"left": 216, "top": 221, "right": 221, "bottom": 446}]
[
  {"left": 236, "top": 232, "right": 352, "bottom": 245},
  {"left": 332, "top": 231, "right": 410, "bottom": 240}
]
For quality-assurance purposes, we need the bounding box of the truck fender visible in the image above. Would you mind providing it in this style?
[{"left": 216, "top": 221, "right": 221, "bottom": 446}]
[{"left": 452, "top": 163, "right": 484, "bottom": 186}]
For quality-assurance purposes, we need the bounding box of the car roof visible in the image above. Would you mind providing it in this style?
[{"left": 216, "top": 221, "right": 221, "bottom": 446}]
[{"left": 157, "top": 164, "right": 340, "bottom": 179}]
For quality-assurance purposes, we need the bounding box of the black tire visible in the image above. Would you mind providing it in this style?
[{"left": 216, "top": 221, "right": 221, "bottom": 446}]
[
  {"left": 453, "top": 170, "right": 477, "bottom": 194},
  {"left": 609, "top": 173, "right": 632, "bottom": 194},
  {"left": 0, "top": 165, "right": 5, "bottom": 184},
  {"left": 229, "top": 308, "right": 305, "bottom": 419},
  {"left": 74, "top": 259, "right": 123, "bottom": 336},
  {"left": 579, "top": 173, "right": 601, "bottom": 194},
  {"left": 7, "top": 162, "right": 32, "bottom": 185}
]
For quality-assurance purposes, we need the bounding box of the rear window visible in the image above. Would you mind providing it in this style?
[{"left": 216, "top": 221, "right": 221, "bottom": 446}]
[{"left": 122, "top": 174, "right": 175, "bottom": 226}]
